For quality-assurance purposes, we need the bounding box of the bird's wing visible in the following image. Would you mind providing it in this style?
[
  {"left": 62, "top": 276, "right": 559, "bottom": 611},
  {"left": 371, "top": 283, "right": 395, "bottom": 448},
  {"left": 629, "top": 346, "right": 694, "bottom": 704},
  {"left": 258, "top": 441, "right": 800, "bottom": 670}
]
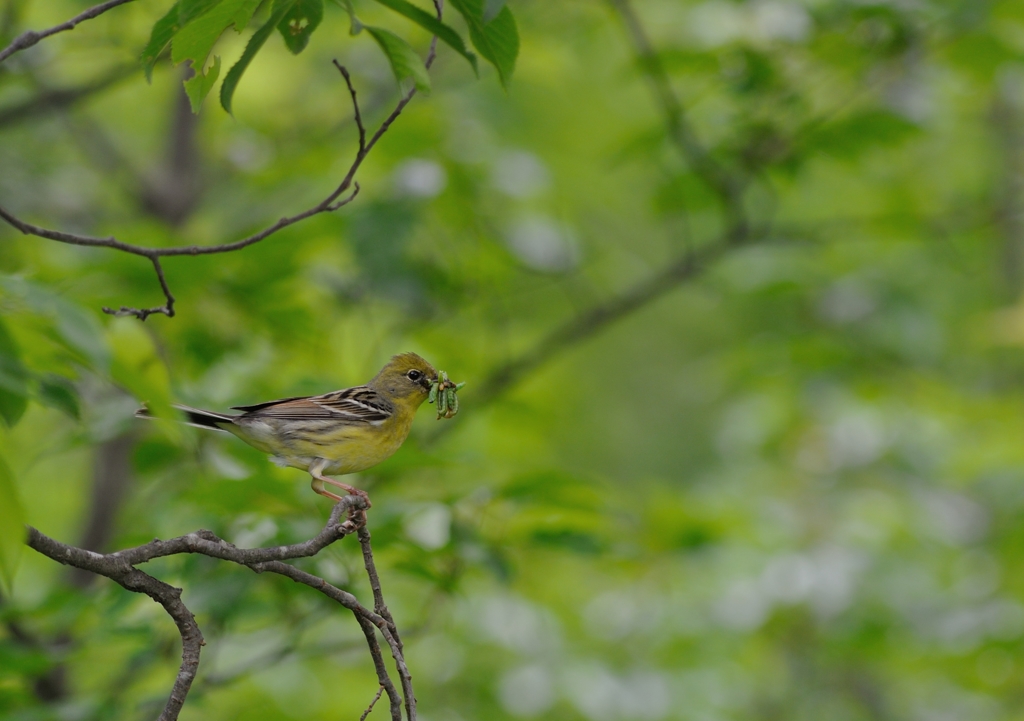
[{"left": 232, "top": 386, "right": 393, "bottom": 424}]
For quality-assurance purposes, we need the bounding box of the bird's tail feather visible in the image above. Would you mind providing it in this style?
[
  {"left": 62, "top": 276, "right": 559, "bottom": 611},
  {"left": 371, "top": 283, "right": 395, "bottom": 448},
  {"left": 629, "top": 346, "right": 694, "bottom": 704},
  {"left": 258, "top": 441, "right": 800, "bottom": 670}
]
[{"left": 135, "top": 404, "right": 234, "bottom": 432}]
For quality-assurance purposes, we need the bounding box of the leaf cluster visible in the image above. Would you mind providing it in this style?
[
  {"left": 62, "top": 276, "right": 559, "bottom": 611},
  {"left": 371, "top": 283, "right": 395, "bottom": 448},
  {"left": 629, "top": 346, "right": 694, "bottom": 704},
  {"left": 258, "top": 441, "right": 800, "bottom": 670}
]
[{"left": 140, "top": 0, "right": 519, "bottom": 113}]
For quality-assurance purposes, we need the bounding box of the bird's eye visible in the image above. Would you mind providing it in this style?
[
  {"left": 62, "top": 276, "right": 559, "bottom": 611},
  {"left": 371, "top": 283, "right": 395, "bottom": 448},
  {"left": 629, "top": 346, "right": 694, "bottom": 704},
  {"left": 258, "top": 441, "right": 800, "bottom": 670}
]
[{"left": 407, "top": 369, "right": 423, "bottom": 381}]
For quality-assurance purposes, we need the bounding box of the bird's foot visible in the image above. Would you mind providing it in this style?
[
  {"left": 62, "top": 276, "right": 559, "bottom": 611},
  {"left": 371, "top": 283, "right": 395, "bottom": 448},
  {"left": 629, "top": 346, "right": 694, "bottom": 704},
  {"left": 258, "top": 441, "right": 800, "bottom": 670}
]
[
  {"left": 339, "top": 509, "right": 368, "bottom": 534},
  {"left": 323, "top": 478, "right": 372, "bottom": 510}
]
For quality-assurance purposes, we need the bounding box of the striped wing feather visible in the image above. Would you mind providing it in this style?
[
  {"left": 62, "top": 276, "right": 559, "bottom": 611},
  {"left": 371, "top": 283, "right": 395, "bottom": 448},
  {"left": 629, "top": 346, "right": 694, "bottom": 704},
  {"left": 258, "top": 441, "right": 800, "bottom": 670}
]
[{"left": 232, "top": 386, "right": 392, "bottom": 424}]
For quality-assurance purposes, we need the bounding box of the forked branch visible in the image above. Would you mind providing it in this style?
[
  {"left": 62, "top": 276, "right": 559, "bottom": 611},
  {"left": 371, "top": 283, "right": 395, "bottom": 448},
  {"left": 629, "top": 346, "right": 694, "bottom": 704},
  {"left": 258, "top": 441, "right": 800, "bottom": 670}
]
[
  {"left": 25, "top": 496, "right": 416, "bottom": 721},
  {"left": 0, "top": 1, "right": 443, "bottom": 319}
]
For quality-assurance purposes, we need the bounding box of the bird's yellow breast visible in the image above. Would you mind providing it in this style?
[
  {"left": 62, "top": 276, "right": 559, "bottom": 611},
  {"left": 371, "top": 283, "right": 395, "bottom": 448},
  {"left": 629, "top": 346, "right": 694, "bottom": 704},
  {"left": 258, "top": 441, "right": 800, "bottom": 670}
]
[{"left": 229, "top": 405, "right": 417, "bottom": 475}]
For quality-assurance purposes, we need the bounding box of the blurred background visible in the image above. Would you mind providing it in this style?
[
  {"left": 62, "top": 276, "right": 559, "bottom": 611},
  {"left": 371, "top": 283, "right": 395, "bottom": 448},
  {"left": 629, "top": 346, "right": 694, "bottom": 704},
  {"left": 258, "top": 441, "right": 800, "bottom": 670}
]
[{"left": 4, "top": 0, "right": 1024, "bottom": 719}]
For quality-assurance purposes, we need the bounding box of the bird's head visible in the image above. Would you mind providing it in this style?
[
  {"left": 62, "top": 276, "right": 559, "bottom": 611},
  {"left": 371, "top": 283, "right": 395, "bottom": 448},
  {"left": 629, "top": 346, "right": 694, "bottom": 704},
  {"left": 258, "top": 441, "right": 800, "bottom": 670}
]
[{"left": 369, "top": 352, "right": 438, "bottom": 404}]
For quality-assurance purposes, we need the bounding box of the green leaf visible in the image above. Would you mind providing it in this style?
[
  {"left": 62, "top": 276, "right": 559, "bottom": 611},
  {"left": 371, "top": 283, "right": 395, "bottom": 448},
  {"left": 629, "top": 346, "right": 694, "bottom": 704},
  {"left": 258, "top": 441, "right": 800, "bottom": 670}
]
[
  {"left": 184, "top": 55, "right": 222, "bottom": 112},
  {"left": 276, "top": 0, "right": 323, "bottom": 54},
  {"left": 372, "top": 0, "right": 477, "bottom": 73},
  {"left": 0, "top": 453, "right": 25, "bottom": 594},
  {"left": 805, "top": 110, "right": 920, "bottom": 161},
  {"left": 482, "top": 0, "right": 505, "bottom": 23},
  {"left": 179, "top": 0, "right": 225, "bottom": 25},
  {"left": 172, "top": 0, "right": 262, "bottom": 65},
  {"left": 0, "top": 277, "right": 111, "bottom": 372},
  {"left": 333, "top": 0, "right": 362, "bottom": 33},
  {"left": 365, "top": 26, "right": 431, "bottom": 94},
  {"left": 36, "top": 374, "right": 80, "bottom": 420},
  {"left": 0, "top": 319, "right": 27, "bottom": 429},
  {"left": 221, "top": 0, "right": 296, "bottom": 114},
  {"left": 141, "top": 3, "right": 181, "bottom": 82},
  {"left": 53, "top": 302, "right": 110, "bottom": 373},
  {"left": 530, "top": 528, "right": 605, "bottom": 555},
  {"left": 230, "top": 0, "right": 264, "bottom": 29},
  {"left": 449, "top": 0, "right": 517, "bottom": 86}
]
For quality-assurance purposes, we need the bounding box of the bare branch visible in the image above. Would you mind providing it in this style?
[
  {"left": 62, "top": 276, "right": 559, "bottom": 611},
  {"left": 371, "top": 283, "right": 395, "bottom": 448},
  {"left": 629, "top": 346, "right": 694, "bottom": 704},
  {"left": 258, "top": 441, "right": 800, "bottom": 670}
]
[
  {"left": 361, "top": 686, "right": 386, "bottom": 721},
  {"left": 26, "top": 526, "right": 203, "bottom": 721},
  {"left": 425, "top": 1, "right": 761, "bottom": 422},
  {"left": 607, "top": 0, "right": 748, "bottom": 239},
  {"left": 471, "top": 239, "right": 732, "bottom": 410},
  {"left": 0, "top": 3, "right": 447, "bottom": 319},
  {"left": 335, "top": 61, "right": 367, "bottom": 153},
  {"left": 102, "top": 257, "right": 176, "bottom": 320},
  {"left": 359, "top": 525, "right": 415, "bottom": 720},
  {"left": 0, "top": 0, "right": 138, "bottom": 65},
  {"left": 24, "top": 494, "right": 416, "bottom": 721}
]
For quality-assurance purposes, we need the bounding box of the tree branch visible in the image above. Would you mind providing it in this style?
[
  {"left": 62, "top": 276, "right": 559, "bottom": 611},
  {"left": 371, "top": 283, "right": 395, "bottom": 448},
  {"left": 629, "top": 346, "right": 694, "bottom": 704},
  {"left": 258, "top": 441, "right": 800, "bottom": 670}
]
[
  {"left": 361, "top": 686, "right": 386, "bottom": 721},
  {"left": 471, "top": 237, "right": 735, "bottom": 409},
  {"left": 607, "top": 0, "right": 748, "bottom": 239},
  {"left": 431, "top": 0, "right": 760, "bottom": 420},
  {"left": 26, "top": 526, "right": 203, "bottom": 721},
  {"left": 0, "top": 4, "right": 445, "bottom": 320},
  {"left": 0, "top": 0, "right": 138, "bottom": 65},
  {"left": 24, "top": 494, "right": 416, "bottom": 721}
]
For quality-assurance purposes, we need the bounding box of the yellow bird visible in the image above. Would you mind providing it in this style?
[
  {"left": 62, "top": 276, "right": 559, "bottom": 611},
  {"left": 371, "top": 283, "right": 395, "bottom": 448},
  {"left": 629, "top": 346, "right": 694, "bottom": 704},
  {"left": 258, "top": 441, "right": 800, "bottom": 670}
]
[{"left": 138, "top": 352, "right": 438, "bottom": 504}]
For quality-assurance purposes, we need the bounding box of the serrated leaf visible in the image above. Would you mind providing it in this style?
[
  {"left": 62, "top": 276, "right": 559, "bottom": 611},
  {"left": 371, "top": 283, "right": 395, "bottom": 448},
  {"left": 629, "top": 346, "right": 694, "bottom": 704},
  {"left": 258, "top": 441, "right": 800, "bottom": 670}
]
[
  {"left": 482, "top": 0, "right": 505, "bottom": 23},
  {"left": 0, "top": 319, "right": 27, "bottom": 429},
  {"left": 0, "top": 453, "right": 25, "bottom": 594},
  {"left": 449, "top": 0, "right": 517, "bottom": 86},
  {"left": 36, "top": 375, "right": 80, "bottom": 420},
  {"left": 276, "top": 0, "right": 323, "bottom": 54},
  {"left": 365, "top": 26, "right": 431, "bottom": 94},
  {"left": 373, "top": 0, "right": 477, "bottom": 73},
  {"left": 184, "top": 55, "right": 222, "bottom": 112},
  {"left": 231, "top": 0, "right": 264, "bottom": 29},
  {"left": 221, "top": 0, "right": 296, "bottom": 114},
  {"left": 141, "top": 3, "right": 181, "bottom": 82},
  {"left": 172, "top": 0, "right": 262, "bottom": 65}
]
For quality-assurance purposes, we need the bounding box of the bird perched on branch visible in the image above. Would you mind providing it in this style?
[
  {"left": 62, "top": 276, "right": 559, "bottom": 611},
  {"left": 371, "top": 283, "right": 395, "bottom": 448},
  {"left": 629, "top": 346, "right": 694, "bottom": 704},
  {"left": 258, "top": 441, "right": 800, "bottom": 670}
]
[{"left": 137, "top": 352, "right": 438, "bottom": 506}]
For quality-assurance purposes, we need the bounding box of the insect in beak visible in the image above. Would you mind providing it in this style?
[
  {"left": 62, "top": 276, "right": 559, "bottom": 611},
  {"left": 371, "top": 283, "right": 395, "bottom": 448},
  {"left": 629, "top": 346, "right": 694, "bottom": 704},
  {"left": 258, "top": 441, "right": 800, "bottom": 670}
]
[{"left": 428, "top": 371, "right": 465, "bottom": 419}]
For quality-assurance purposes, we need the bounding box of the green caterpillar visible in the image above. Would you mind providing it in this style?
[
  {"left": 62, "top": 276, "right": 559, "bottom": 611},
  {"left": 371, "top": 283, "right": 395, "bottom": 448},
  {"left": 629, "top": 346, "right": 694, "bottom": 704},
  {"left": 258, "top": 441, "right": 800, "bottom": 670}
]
[{"left": 429, "top": 370, "right": 466, "bottom": 419}]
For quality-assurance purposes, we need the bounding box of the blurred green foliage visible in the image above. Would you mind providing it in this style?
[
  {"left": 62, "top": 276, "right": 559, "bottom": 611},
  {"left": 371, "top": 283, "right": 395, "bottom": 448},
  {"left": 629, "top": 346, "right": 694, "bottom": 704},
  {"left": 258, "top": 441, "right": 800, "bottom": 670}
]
[{"left": 5, "top": 0, "right": 1024, "bottom": 720}]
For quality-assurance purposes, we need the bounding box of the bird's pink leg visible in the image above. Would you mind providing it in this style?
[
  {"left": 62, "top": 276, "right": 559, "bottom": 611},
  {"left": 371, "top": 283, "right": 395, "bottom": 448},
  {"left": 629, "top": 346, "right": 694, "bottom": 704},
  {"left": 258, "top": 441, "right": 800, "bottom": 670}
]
[
  {"left": 310, "top": 476, "right": 344, "bottom": 502},
  {"left": 309, "top": 459, "right": 371, "bottom": 509}
]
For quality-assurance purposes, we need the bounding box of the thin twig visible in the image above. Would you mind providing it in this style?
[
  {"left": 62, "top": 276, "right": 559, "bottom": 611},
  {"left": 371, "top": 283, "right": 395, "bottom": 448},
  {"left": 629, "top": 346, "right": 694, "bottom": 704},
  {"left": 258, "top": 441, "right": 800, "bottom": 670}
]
[
  {"left": 448, "top": 237, "right": 737, "bottom": 425},
  {"left": 607, "top": 0, "right": 748, "bottom": 239},
  {"left": 255, "top": 559, "right": 406, "bottom": 720},
  {"left": 361, "top": 686, "right": 386, "bottom": 721},
  {"left": 354, "top": 616, "right": 404, "bottom": 721},
  {"left": 425, "top": 1, "right": 760, "bottom": 423},
  {"left": 335, "top": 61, "right": 367, "bottom": 153},
  {"left": 0, "top": 4, "right": 446, "bottom": 320},
  {"left": 103, "top": 257, "right": 176, "bottom": 319},
  {"left": 358, "top": 525, "right": 400, "bottom": 645},
  {"left": 378, "top": 624, "right": 416, "bottom": 721},
  {"left": 359, "top": 524, "right": 415, "bottom": 720},
  {"left": 0, "top": 0, "right": 138, "bottom": 65}
]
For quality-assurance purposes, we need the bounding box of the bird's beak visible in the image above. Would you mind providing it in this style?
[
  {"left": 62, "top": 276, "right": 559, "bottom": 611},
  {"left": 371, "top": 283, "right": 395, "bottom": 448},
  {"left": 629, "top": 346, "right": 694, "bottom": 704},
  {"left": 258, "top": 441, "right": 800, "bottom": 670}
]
[{"left": 423, "top": 376, "right": 437, "bottom": 391}]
